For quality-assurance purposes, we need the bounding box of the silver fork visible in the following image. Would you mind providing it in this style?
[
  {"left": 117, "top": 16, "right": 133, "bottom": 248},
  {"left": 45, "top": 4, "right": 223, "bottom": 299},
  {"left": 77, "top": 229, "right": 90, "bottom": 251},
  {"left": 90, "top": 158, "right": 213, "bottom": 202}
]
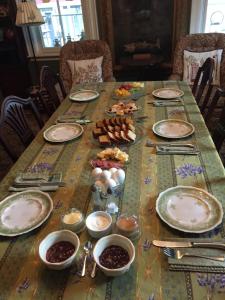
[{"left": 163, "top": 247, "right": 225, "bottom": 262}]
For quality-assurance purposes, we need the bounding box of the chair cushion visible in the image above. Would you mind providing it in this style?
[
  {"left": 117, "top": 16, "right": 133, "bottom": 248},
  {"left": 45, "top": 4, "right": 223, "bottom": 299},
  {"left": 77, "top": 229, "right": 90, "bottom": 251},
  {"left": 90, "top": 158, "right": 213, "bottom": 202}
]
[
  {"left": 183, "top": 49, "right": 223, "bottom": 85},
  {"left": 67, "top": 56, "right": 103, "bottom": 84}
]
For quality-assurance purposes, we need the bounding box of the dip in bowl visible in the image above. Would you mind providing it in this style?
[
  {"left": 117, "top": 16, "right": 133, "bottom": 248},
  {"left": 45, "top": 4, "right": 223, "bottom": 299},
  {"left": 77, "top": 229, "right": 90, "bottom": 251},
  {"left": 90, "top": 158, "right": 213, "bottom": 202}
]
[
  {"left": 86, "top": 211, "right": 112, "bottom": 239},
  {"left": 93, "top": 234, "right": 135, "bottom": 276},
  {"left": 39, "top": 230, "right": 80, "bottom": 270}
]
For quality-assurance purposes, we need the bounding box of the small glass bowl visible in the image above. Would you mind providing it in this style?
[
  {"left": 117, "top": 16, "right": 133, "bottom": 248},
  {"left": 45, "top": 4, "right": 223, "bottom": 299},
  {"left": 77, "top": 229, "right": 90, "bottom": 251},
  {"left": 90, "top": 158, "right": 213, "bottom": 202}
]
[
  {"left": 61, "top": 208, "right": 85, "bottom": 233},
  {"left": 115, "top": 214, "right": 140, "bottom": 240}
]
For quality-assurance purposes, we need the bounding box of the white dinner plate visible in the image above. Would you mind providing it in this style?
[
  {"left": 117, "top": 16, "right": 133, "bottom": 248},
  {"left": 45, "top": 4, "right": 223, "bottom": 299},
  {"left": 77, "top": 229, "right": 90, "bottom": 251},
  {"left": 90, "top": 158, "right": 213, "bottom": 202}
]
[
  {"left": 152, "top": 88, "right": 184, "bottom": 99},
  {"left": 43, "top": 123, "right": 84, "bottom": 143},
  {"left": 152, "top": 119, "right": 195, "bottom": 139},
  {"left": 156, "top": 186, "right": 223, "bottom": 233},
  {"left": 69, "top": 89, "right": 99, "bottom": 102},
  {"left": 0, "top": 190, "right": 53, "bottom": 236}
]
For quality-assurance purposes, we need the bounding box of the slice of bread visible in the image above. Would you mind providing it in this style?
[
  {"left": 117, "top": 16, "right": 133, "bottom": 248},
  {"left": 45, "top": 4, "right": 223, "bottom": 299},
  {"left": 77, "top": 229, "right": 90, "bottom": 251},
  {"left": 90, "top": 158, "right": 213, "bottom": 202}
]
[
  {"left": 120, "top": 130, "right": 130, "bottom": 142},
  {"left": 107, "top": 132, "right": 118, "bottom": 143},
  {"left": 126, "top": 130, "right": 136, "bottom": 142},
  {"left": 107, "top": 125, "right": 114, "bottom": 132},
  {"left": 99, "top": 135, "right": 111, "bottom": 146},
  {"left": 114, "top": 131, "right": 122, "bottom": 142},
  {"left": 128, "top": 123, "right": 135, "bottom": 132},
  {"left": 96, "top": 121, "right": 104, "bottom": 128},
  {"left": 92, "top": 128, "right": 103, "bottom": 138},
  {"left": 125, "top": 117, "right": 133, "bottom": 125}
]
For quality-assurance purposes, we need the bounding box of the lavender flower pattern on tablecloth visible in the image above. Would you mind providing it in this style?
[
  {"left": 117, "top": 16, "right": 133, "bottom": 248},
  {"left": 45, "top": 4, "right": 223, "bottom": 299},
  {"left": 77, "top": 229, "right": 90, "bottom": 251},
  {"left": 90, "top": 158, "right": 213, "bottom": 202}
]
[
  {"left": 64, "top": 110, "right": 82, "bottom": 116},
  {"left": 144, "top": 177, "right": 151, "bottom": 184},
  {"left": 168, "top": 108, "right": 184, "bottom": 117},
  {"left": 143, "top": 239, "right": 151, "bottom": 251},
  {"left": 16, "top": 277, "right": 30, "bottom": 293},
  {"left": 197, "top": 273, "right": 225, "bottom": 298},
  {"left": 42, "top": 147, "right": 59, "bottom": 156},
  {"left": 27, "top": 162, "right": 53, "bottom": 173},
  {"left": 75, "top": 155, "right": 82, "bottom": 162},
  {"left": 175, "top": 163, "right": 204, "bottom": 179}
]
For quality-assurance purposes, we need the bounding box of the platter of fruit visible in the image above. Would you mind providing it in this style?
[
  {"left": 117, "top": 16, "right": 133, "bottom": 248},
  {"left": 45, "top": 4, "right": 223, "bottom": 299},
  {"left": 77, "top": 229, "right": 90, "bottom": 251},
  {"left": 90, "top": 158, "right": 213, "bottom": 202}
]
[{"left": 113, "top": 82, "right": 145, "bottom": 100}]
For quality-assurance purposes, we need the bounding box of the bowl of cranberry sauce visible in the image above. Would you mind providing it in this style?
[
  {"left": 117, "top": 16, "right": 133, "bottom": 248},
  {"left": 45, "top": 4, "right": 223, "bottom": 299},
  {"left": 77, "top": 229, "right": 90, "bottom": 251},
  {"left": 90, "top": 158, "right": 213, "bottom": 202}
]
[
  {"left": 39, "top": 230, "right": 80, "bottom": 270},
  {"left": 93, "top": 234, "right": 135, "bottom": 276}
]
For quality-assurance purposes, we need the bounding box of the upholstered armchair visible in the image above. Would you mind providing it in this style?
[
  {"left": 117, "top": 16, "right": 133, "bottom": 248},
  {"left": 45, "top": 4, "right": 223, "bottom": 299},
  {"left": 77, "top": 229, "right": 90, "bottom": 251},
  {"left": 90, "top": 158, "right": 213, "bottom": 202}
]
[
  {"left": 59, "top": 40, "right": 115, "bottom": 93},
  {"left": 170, "top": 33, "right": 225, "bottom": 89}
]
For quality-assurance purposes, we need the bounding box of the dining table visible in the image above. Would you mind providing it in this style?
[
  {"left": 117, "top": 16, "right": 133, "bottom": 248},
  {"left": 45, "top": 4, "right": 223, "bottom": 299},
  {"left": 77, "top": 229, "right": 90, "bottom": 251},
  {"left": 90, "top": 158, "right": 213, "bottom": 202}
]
[{"left": 0, "top": 80, "right": 225, "bottom": 300}]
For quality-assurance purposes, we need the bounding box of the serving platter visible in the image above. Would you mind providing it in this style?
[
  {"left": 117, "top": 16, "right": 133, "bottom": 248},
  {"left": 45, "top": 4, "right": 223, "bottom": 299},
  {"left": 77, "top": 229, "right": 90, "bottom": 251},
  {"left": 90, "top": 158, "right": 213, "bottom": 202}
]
[
  {"left": 156, "top": 186, "right": 223, "bottom": 233},
  {"left": 105, "top": 102, "right": 141, "bottom": 116},
  {"left": 43, "top": 123, "right": 84, "bottom": 143},
  {"left": 69, "top": 89, "right": 99, "bottom": 102},
  {"left": 0, "top": 190, "right": 53, "bottom": 236},
  {"left": 152, "top": 88, "right": 184, "bottom": 99},
  {"left": 152, "top": 119, "right": 195, "bottom": 139}
]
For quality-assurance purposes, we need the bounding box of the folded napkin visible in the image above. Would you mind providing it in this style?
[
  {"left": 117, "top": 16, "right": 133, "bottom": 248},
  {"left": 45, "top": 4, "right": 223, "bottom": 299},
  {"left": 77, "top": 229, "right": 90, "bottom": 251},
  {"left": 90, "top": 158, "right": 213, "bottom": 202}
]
[
  {"left": 168, "top": 248, "right": 225, "bottom": 273},
  {"left": 153, "top": 100, "right": 184, "bottom": 107},
  {"left": 9, "top": 172, "right": 64, "bottom": 192}
]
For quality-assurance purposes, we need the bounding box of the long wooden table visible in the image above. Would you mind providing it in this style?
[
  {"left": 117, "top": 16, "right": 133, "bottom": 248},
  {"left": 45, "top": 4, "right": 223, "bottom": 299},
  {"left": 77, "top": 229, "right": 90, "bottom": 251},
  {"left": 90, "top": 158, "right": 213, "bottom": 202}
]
[{"left": 0, "top": 81, "right": 225, "bottom": 300}]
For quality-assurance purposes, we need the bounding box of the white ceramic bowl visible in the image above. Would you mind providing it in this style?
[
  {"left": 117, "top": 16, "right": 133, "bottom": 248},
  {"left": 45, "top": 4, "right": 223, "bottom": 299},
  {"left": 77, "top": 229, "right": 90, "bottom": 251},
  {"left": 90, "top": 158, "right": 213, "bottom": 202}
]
[
  {"left": 93, "top": 234, "right": 135, "bottom": 276},
  {"left": 39, "top": 230, "right": 80, "bottom": 270},
  {"left": 86, "top": 211, "right": 112, "bottom": 239}
]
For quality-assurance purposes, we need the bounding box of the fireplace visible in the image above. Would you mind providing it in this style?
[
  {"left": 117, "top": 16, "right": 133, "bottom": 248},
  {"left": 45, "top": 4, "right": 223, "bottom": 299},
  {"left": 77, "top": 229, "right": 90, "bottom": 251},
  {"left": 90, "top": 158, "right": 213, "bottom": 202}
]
[
  {"left": 111, "top": 0, "right": 174, "bottom": 67},
  {"left": 96, "top": 0, "right": 191, "bottom": 80}
]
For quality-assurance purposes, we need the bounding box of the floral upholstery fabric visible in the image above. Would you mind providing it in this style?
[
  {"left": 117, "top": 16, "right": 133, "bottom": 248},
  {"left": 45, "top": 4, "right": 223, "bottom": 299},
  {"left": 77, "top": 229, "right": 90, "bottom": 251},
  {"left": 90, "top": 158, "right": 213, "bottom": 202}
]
[
  {"left": 67, "top": 56, "right": 103, "bottom": 84},
  {"left": 170, "top": 33, "right": 225, "bottom": 89},
  {"left": 59, "top": 40, "right": 115, "bottom": 93}
]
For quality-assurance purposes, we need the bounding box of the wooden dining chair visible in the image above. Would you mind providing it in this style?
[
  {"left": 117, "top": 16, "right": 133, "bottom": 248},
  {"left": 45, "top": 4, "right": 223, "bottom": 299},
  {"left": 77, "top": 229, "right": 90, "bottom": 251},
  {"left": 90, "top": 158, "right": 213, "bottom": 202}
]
[
  {"left": 210, "top": 89, "right": 225, "bottom": 151},
  {"left": 39, "top": 65, "right": 66, "bottom": 116},
  {"left": 192, "top": 57, "right": 214, "bottom": 105},
  {"left": 0, "top": 96, "right": 44, "bottom": 162}
]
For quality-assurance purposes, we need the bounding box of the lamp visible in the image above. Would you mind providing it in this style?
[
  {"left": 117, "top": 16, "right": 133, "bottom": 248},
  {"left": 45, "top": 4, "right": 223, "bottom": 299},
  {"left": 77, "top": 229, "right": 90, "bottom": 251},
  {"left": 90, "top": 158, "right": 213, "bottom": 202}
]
[{"left": 16, "top": 0, "right": 45, "bottom": 82}]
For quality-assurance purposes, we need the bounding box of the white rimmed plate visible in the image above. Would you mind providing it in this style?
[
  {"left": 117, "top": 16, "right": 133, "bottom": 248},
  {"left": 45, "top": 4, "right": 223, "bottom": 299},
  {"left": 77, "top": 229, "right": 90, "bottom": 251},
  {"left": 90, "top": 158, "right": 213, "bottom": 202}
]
[
  {"left": 152, "top": 88, "right": 184, "bottom": 99},
  {"left": 69, "top": 89, "right": 99, "bottom": 102},
  {"left": 152, "top": 119, "right": 194, "bottom": 139},
  {"left": 0, "top": 190, "right": 53, "bottom": 236},
  {"left": 156, "top": 186, "right": 223, "bottom": 233},
  {"left": 44, "top": 123, "right": 84, "bottom": 143}
]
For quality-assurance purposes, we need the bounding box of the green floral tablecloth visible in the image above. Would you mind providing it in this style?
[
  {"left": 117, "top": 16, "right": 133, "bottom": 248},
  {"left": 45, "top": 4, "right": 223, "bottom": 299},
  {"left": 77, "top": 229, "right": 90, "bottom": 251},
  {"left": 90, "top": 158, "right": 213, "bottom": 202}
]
[{"left": 0, "top": 81, "right": 225, "bottom": 300}]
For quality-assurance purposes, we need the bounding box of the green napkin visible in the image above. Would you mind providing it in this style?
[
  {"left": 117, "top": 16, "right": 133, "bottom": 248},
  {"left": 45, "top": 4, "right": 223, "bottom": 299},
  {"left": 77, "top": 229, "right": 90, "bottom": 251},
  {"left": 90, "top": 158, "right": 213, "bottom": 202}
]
[{"left": 168, "top": 248, "right": 225, "bottom": 273}]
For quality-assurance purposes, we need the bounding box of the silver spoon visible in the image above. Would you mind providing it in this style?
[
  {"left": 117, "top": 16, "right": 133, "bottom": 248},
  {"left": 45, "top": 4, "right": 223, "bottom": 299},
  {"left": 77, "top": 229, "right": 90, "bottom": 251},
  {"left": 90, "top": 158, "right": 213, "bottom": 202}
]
[
  {"left": 81, "top": 241, "right": 92, "bottom": 277},
  {"left": 91, "top": 261, "right": 97, "bottom": 278}
]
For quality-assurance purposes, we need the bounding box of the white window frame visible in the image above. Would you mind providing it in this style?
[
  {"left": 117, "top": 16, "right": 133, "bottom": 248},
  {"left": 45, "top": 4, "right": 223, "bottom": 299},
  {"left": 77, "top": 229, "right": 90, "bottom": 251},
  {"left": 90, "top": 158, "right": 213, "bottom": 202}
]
[
  {"left": 190, "top": 0, "right": 208, "bottom": 33},
  {"left": 24, "top": 0, "right": 99, "bottom": 58}
]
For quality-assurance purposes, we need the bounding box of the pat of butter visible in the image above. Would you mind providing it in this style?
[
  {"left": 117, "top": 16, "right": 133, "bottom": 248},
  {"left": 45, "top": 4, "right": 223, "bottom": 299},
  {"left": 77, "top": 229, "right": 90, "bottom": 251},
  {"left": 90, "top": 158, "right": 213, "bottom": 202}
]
[
  {"left": 91, "top": 215, "right": 110, "bottom": 230},
  {"left": 63, "top": 211, "right": 82, "bottom": 224}
]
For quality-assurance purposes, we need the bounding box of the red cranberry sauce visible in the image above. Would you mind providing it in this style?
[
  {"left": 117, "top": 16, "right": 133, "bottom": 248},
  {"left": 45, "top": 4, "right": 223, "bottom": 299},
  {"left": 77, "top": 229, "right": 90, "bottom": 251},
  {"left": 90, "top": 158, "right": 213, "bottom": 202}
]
[
  {"left": 46, "top": 241, "right": 75, "bottom": 263},
  {"left": 99, "top": 245, "right": 130, "bottom": 269}
]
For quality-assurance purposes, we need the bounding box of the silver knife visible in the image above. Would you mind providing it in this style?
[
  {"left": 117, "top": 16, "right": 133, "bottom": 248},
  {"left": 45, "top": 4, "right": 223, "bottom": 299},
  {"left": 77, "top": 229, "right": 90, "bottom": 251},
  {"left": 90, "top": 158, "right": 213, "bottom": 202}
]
[
  {"left": 9, "top": 186, "right": 59, "bottom": 192},
  {"left": 156, "top": 146, "right": 199, "bottom": 155},
  {"left": 153, "top": 240, "right": 225, "bottom": 250},
  {"left": 146, "top": 141, "right": 196, "bottom": 148}
]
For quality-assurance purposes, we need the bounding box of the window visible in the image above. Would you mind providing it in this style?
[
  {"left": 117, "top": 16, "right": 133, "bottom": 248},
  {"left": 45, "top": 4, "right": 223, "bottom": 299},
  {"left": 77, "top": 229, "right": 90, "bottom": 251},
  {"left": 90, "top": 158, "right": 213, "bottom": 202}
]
[
  {"left": 190, "top": 0, "right": 225, "bottom": 34},
  {"left": 205, "top": 0, "right": 225, "bottom": 33},
  {"left": 25, "top": 0, "right": 99, "bottom": 57}
]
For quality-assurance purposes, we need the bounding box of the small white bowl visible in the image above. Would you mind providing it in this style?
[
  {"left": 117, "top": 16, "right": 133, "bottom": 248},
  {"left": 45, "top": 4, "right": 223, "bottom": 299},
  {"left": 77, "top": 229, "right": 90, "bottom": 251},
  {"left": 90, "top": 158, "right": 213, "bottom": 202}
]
[
  {"left": 93, "top": 234, "right": 135, "bottom": 277},
  {"left": 61, "top": 208, "right": 85, "bottom": 233},
  {"left": 39, "top": 230, "right": 80, "bottom": 270},
  {"left": 86, "top": 211, "right": 112, "bottom": 239}
]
